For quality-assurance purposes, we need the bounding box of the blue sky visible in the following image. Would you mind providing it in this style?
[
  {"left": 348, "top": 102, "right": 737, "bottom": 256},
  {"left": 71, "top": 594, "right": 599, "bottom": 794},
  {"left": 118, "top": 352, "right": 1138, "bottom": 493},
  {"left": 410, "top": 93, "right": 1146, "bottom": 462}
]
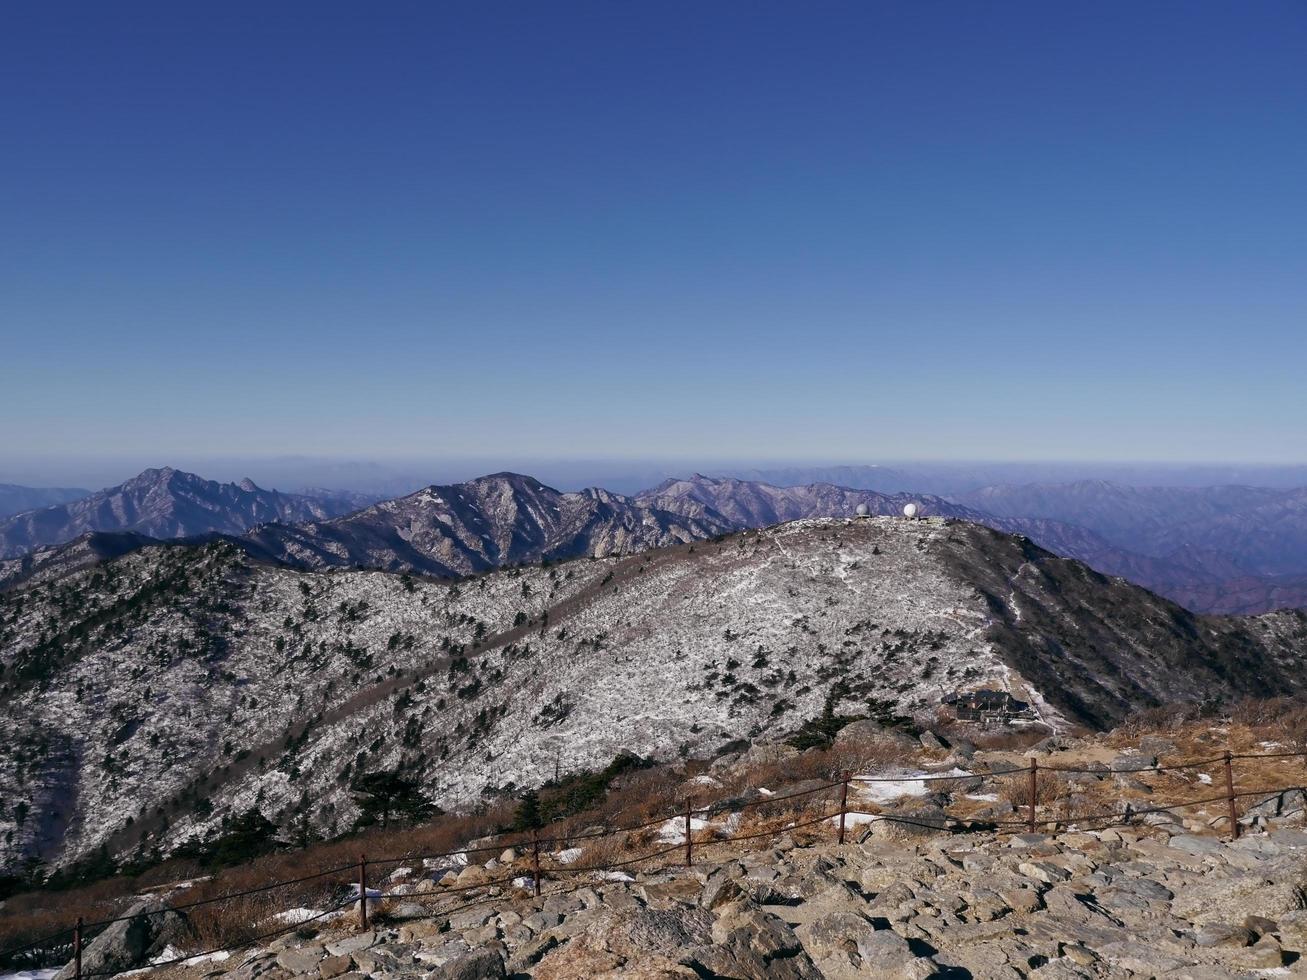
[{"left": 2, "top": 1, "right": 1305, "bottom": 474}]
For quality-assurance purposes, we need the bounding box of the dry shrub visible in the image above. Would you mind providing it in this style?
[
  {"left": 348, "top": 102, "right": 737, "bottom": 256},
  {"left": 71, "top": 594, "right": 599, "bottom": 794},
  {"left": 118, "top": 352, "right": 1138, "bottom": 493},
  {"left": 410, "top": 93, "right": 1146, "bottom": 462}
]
[
  {"left": 1115, "top": 702, "right": 1210, "bottom": 739},
  {"left": 1230, "top": 697, "right": 1307, "bottom": 750},
  {"left": 182, "top": 891, "right": 293, "bottom": 953},
  {"left": 827, "top": 734, "right": 912, "bottom": 777},
  {"left": 597, "top": 767, "right": 682, "bottom": 828},
  {"left": 0, "top": 906, "right": 78, "bottom": 970},
  {"left": 1269, "top": 706, "right": 1307, "bottom": 753},
  {"left": 998, "top": 771, "right": 1066, "bottom": 811},
  {"left": 743, "top": 747, "right": 843, "bottom": 788},
  {"left": 571, "top": 834, "right": 631, "bottom": 871}
]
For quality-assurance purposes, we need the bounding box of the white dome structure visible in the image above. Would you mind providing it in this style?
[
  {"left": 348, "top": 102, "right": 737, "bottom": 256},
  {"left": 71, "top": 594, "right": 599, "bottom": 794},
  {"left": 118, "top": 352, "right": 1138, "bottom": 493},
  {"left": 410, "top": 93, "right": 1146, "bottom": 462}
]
[
  {"left": 903, "top": 502, "right": 920, "bottom": 519},
  {"left": 855, "top": 503, "right": 871, "bottom": 517}
]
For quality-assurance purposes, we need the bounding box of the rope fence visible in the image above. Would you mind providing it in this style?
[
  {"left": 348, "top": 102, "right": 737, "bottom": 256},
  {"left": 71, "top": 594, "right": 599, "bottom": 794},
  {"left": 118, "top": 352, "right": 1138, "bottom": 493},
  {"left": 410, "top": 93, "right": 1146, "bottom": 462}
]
[{"left": 3, "top": 746, "right": 1304, "bottom": 977}]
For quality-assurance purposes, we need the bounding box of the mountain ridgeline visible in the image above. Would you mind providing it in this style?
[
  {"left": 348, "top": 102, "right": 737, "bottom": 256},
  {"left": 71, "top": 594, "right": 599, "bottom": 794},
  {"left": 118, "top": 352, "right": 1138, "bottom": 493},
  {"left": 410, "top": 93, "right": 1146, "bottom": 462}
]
[
  {"left": 0, "top": 468, "right": 366, "bottom": 560},
  {"left": 0, "top": 483, "right": 89, "bottom": 521},
  {"left": 239, "top": 473, "right": 729, "bottom": 577},
  {"left": 2, "top": 468, "right": 1307, "bottom": 615},
  {"left": 0, "top": 515, "right": 1304, "bottom": 875}
]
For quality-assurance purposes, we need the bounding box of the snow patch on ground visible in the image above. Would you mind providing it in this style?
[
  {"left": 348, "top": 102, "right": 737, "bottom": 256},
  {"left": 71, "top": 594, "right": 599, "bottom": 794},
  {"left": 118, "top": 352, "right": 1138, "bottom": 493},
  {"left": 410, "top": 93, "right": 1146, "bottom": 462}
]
[
  {"left": 272, "top": 908, "right": 326, "bottom": 925},
  {"left": 852, "top": 768, "right": 972, "bottom": 805},
  {"left": 658, "top": 816, "right": 711, "bottom": 843}
]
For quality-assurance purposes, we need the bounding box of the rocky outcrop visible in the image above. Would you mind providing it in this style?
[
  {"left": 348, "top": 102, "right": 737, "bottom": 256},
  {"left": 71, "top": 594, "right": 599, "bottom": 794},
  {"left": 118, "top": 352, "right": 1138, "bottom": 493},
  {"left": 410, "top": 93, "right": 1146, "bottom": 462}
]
[
  {"left": 170, "top": 821, "right": 1307, "bottom": 980},
  {"left": 52, "top": 897, "right": 187, "bottom": 980}
]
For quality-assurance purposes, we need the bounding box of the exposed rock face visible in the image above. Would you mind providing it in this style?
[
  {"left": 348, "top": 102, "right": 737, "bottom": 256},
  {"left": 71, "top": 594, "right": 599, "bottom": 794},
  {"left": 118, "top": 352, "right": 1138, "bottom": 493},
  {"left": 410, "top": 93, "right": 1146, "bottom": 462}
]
[
  {"left": 3, "top": 518, "right": 1305, "bottom": 873},
  {"left": 241, "top": 473, "right": 730, "bottom": 577},
  {"left": 51, "top": 897, "right": 186, "bottom": 980},
  {"left": 141, "top": 824, "right": 1307, "bottom": 980},
  {"left": 0, "top": 468, "right": 363, "bottom": 559}
]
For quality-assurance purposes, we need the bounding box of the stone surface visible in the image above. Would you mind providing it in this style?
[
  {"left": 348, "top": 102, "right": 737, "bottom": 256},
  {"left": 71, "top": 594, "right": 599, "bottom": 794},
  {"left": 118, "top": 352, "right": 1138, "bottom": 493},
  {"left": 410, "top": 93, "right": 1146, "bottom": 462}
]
[
  {"left": 52, "top": 898, "right": 187, "bottom": 980},
  {"left": 173, "top": 813, "right": 1307, "bottom": 980}
]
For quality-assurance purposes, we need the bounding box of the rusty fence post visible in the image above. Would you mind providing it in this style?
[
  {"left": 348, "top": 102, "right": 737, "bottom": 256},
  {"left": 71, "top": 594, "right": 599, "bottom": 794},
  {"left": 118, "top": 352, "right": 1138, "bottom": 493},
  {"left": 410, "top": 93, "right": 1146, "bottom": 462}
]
[
  {"left": 358, "top": 853, "right": 368, "bottom": 930},
  {"left": 684, "top": 799, "right": 693, "bottom": 867},
  {"left": 74, "top": 916, "right": 83, "bottom": 980},
  {"left": 532, "top": 829, "right": 541, "bottom": 898},
  {"left": 837, "top": 771, "right": 851, "bottom": 845},
  {"left": 1027, "top": 758, "right": 1038, "bottom": 834},
  {"left": 1224, "top": 751, "right": 1239, "bottom": 841}
]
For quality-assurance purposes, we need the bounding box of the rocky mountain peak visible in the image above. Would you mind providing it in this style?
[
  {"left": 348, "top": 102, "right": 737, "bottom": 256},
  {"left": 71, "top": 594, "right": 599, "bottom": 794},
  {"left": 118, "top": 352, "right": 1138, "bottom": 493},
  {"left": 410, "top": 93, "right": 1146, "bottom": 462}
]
[{"left": 0, "top": 468, "right": 363, "bottom": 560}]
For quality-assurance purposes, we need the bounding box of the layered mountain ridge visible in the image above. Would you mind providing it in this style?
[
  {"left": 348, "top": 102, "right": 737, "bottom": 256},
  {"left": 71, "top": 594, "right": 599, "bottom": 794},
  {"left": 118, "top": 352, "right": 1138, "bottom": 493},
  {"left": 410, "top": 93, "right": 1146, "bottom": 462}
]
[
  {"left": 3, "top": 469, "right": 1307, "bottom": 615},
  {"left": 0, "top": 468, "right": 365, "bottom": 560},
  {"left": 0, "top": 483, "right": 89, "bottom": 521},
  {"left": 240, "top": 472, "right": 731, "bottom": 577}
]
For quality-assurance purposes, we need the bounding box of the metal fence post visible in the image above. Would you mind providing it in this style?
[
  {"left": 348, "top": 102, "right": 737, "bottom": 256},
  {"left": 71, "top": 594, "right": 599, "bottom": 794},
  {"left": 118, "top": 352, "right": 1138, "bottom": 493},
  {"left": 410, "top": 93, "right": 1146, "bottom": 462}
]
[
  {"left": 837, "top": 771, "right": 851, "bottom": 845},
  {"left": 1028, "top": 758, "right": 1038, "bottom": 833},
  {"left": 74, "top": 916, "right": 83, "bottom": 980},
  {"left": 684, "top": 799, "right": 693, "bottom": 866},
  {"left": 532, "top": 829, "right": 541, "bottom": 897},
  {"left": 358, "top": 853, "right": 368, "bottom": 930},
  {"left": 1224, "top": 751, "right": 1239, "bottom": 841}
]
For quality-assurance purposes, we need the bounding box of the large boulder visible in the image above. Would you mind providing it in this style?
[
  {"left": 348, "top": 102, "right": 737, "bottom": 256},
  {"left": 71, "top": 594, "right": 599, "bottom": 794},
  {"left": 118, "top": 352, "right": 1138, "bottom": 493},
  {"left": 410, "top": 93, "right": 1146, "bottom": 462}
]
[
  {"left": 862, "top": 806, "right": 950, "bottom": 843},
  {"left": 1139, "top": 736, "right": 1177, "bottom": 757},
  {"left": 1243, "top": 789, "right": 1306, "bottom": 823},
  {"left": 431, "top": 947, "right": 506, "bottom": 980},
  {"left": 832, "top": 720, "right": 884, "bottom": 746},
  {"left": 53, "top": 897, "right": 188, "bottom": 980},
  {"left": 737, "top": 743, "right": 801, "bottom": 767},
  {"left": 1109, "top": 753, "right": 1157, "bottom": 773},
  {"left": 795, "top": 909, "right": 879, "bottom": 979},
  {"left": 1173, "top": 868, "right": 1307, "bottom": 927}
]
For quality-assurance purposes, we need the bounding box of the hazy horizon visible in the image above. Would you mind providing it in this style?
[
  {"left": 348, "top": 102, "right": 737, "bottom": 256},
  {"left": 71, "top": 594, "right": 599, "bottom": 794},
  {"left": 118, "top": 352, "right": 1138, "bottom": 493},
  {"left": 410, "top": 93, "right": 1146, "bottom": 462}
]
[{"left": 7, "top": 454, "right": 1307, "bottom": 498}]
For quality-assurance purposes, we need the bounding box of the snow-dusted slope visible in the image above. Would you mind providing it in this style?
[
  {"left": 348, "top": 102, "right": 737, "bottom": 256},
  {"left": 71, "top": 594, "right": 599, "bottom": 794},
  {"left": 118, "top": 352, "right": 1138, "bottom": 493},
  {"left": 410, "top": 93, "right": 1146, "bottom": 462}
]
[
  {"left": 0, "top": 518, "right": 1303, "bottom": 873},
  {"left": 639, "top": 474, "right": 985, "bottom": 526}
]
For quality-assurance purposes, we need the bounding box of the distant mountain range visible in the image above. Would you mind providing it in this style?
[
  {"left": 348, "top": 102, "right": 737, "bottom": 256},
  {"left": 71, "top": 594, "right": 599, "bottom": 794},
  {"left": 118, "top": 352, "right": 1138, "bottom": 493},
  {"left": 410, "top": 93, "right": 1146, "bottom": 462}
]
[
  {"left": 956, "top": 480, "right": 1307, "bottom": 574},
  {"left": 2, "top": 468, "right": 1307, "bottom": 615},
  {"left": 0, "top": 468, "right": 366, "bottom": 559},
  {"left": 0, "top": 483, "right": 88, "bottom": 520},
  {"left": 240, "top": 472, "right": 726, "bottom": 576},
  {"left": 638, "top": 474, "right": 987, "bottom": 526}
]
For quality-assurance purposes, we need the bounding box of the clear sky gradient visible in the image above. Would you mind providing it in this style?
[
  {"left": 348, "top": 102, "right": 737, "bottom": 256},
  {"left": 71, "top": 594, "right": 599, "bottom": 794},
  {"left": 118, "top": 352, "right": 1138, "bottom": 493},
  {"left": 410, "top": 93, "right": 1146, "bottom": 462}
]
[{"left": 3, "top": 2, "right": 1305, "bottom": 471}]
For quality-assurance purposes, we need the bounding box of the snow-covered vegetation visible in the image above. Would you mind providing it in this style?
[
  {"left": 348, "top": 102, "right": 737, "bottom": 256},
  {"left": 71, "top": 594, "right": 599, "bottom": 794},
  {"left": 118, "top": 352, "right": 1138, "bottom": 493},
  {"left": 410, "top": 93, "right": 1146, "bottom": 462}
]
[{"left": 1, "top": 517, "right": 1304, "bottom": 878}]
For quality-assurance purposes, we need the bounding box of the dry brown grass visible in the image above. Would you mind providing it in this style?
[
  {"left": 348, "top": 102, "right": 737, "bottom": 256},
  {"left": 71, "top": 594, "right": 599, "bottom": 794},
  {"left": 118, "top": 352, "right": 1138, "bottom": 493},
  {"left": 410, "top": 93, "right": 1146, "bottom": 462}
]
[
  {"left": 568, "top": 834, "right": 631, "bottom": 871},
  {"left": 997, "top": 771, "right": 1067, "bottom": 811}
]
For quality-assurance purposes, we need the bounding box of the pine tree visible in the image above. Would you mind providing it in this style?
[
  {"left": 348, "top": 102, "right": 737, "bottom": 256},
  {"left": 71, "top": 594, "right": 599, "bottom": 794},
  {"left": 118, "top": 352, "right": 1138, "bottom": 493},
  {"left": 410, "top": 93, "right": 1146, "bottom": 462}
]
[
  {"left": 512, "top": 789, "right": 544, "bottom": 832},
  {"left": 350, "top": 770, "right": 434, "bottom": 829}
]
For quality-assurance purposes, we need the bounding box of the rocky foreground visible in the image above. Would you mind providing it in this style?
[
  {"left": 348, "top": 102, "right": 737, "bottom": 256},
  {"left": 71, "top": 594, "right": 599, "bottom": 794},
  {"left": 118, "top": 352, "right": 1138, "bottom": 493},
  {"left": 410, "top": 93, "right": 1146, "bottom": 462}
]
[{"left": 136, "top": 819, "right": 1307, "bottom": 980}]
